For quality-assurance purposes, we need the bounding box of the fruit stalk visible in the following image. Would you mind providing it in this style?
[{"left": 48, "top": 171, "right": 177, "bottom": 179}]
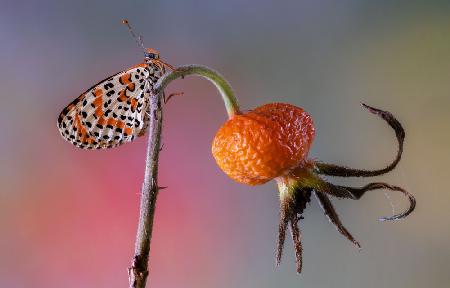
[
  {"left": 153, "top": 65, "right": 241, "bottom": 117},
  {"left": 129, "top": 65, "right": 240, "bottom": 288}
]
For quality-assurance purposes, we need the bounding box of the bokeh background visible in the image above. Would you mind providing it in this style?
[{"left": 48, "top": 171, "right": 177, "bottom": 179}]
[{"left": 1, "top": 1, "right": 450, "bottom": 287}]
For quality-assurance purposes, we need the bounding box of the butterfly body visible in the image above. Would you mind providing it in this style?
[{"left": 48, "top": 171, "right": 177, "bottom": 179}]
[{"left": 57, "top": 51, "right": 166, "bottom": 149}]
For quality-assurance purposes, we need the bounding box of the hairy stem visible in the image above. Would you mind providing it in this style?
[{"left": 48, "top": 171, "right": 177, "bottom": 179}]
[{"left": 129, "top": 65, "right": 240, "bottom": 288}]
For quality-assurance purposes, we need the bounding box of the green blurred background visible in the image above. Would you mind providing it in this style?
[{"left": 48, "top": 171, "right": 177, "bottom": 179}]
[{"left": 1, "top": 0, "right": 449, "bottom": 287}]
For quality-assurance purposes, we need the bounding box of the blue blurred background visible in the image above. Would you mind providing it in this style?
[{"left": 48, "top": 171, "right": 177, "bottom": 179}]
[{"left": 1, "top": 1, "right": 450, "bottom": 287}]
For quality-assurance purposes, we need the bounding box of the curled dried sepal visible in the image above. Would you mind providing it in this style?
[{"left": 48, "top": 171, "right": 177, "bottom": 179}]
[
  {"left": 337, "top": 182, "right": 416, "bottom": 221},
  {"left": 314, "top": 103, "right": 404, "bottom": 178},
  {"left": 312, "top": 178, "right": 416, "bottom": 221}
]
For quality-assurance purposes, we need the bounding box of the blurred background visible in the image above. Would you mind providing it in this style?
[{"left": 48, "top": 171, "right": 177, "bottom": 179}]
[{"left": 1, "top": 0, "right": 449, "bottom": 287}]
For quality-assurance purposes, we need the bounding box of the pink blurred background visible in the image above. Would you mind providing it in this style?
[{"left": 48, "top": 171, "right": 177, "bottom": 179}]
[{"left": 1, "top": 1, "right": 450, "bottom": 287}]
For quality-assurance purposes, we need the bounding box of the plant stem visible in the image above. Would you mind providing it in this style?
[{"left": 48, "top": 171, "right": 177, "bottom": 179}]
[
  {"left": 128, "top": 89, "right": 163, "bottom": 288},
  {"left": 154, "top": 65, "right": 241, "bottom": 118},
  {"left": 128, "top": 65, "right": 240, "bottom": 288}
]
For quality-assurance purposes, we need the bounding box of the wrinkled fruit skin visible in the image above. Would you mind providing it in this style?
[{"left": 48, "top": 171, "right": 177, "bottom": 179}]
[{"left": 212, "top": 103, "right": 315, "bottom": 185}]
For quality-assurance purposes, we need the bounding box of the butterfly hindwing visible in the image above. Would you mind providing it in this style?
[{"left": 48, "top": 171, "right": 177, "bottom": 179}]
[
  {"left": 78, "top": 64, "right": 150, "bottom": 147},
  {"left": 57, "top": 63, "right": 164, "bottom": 149}
]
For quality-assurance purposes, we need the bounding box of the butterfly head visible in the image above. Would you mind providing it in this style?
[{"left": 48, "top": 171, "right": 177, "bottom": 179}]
[{"left": 145, "top": 48, "right": 160, "bottom": 62}]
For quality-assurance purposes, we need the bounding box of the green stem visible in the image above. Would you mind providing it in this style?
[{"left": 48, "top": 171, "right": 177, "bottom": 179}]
[{"left": 154, "top": 65, "right": 241, "bottom": 117}]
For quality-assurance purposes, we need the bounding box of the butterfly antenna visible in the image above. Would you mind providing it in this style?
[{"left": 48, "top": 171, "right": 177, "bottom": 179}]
[{"left": 122, "top": 19, "right": 146, "bottom": 52}]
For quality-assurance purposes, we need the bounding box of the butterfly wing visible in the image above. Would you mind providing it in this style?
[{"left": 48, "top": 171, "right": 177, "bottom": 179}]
[{"left": 57, "top": 63, "right": 164, "bottom": 149}]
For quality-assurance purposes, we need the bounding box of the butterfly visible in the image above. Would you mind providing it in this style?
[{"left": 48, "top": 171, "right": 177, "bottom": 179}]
[{"left": 57, "top": 20, "right": 174, "bottom": 150}]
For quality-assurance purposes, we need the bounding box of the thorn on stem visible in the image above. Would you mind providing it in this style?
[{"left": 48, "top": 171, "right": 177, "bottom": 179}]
[{"left": 164, "top": 91, "right": 184, "bottom": 104}]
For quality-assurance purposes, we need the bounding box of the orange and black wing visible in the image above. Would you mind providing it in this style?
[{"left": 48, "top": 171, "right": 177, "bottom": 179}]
[{"left": 57, "top": 63, "right": 164, "bottom": 149}]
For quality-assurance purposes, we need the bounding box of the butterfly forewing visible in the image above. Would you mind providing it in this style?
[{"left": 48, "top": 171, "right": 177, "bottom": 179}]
[{"left": 57, "top": 63, "right": 164, "bottom": 149}]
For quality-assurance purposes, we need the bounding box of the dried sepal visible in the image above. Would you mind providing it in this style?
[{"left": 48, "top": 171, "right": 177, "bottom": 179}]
[
  {"left": 314, "top": 191, "right": 361, "bottom": 248},
  {"left": 314, "top": 103, "right": 404, "bottom": 178}
]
